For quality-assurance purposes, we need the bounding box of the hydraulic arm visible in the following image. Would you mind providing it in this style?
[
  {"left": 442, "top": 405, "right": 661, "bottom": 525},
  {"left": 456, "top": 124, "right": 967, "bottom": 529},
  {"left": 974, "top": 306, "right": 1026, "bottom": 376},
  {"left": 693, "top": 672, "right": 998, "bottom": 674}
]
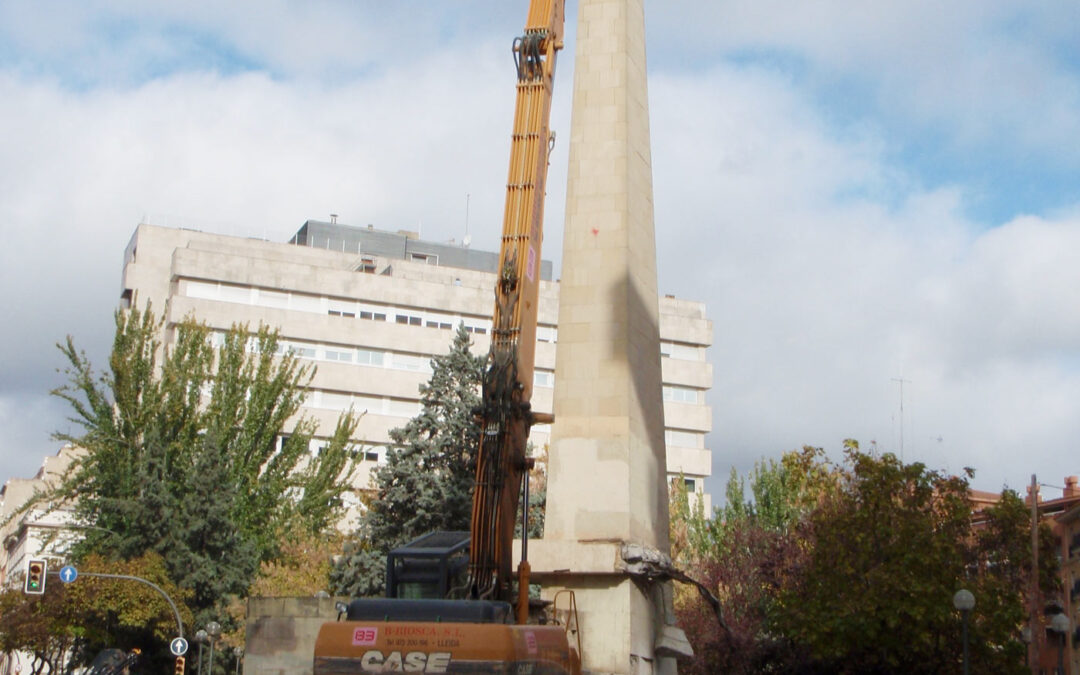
[{"left": 467, "top": 0, "right": 565, "bottom": 619}]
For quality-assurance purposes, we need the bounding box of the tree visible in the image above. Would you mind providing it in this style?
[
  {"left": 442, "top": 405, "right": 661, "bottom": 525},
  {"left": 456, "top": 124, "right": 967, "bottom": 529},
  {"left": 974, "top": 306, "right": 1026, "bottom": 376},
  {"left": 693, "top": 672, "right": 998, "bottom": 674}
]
[
  {"left": 332, "top": 324, "right": 484, "bottom": 597},
  {"left": 223, "top": 524, "right": 344, "bottom": 649},
  {"left": 672, "top": 444, "right": 1045, "bottom": 674},
  {"left": 48, "top": 306, "right": 358, "bottom": 628},
  {"left": 0, "top": 583, "right": 81, "bottom": 675},
  {"left": 772, "top": 447, "right": 1038, "bottom": 674},
  {"left": 0, "top": 552, "right": 194, "bottom": 675},
  {"left": 672, "top": 457, "right": 819, "bottom": 675}
]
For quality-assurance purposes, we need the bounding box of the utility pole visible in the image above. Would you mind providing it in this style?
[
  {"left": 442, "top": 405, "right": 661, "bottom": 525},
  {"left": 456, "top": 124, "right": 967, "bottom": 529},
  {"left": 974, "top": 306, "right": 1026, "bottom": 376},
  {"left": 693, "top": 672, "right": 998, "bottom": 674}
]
[
  {"left": 891, "top": 377, "right": 910, "bottom": 460},
  {"left": 1030, "top": 474, "right": 1040, "bottom": 675}
]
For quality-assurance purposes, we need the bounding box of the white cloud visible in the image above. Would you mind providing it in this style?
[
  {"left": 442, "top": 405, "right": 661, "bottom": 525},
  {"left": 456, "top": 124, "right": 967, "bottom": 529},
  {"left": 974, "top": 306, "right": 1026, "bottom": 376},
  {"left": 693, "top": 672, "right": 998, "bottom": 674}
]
[
  {"left": 1, "top": 2, "right": 1078, "bottom": 507},
  {"left": 648, "top": 0, "right": 1080, "bottom": 163},
  {"left": 645, "top": 61, "right": 1080, "bottom": 497}
]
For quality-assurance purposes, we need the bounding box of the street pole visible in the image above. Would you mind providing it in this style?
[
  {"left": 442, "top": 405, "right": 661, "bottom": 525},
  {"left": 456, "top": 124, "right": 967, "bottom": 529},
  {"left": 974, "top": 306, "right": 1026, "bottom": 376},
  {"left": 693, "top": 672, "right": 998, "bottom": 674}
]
[
  {"left": 195, "top": 630, "right": 207, "bottom": 675},
  {"left": 1050, "top": 613, "right": 1070, "bottom": 675},
  {"left": 953, "top": 589, "right": 975, "bottom": 675},
  {"left": 962, "top": 610, "right": 970, "bottom": 675},
  {"left": 1059, "top": 632, "right": 1065, "bottom": 675},
  {"left": 1031, "top": 474, "right": 1040, "bottom": 675},
  {"left": 207, "top": 621, "right": 221, "bottom": 675}
]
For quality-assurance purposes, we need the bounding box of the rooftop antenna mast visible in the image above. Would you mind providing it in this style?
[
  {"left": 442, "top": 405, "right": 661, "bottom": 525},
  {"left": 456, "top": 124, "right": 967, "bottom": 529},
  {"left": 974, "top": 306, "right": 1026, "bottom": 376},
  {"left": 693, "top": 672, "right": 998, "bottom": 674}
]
[
  {"left": 892, "top": 377, "right": 910, "bottom": 460},
  {"left": 464, "top": 193, "right": 472, "bottom": 247}
]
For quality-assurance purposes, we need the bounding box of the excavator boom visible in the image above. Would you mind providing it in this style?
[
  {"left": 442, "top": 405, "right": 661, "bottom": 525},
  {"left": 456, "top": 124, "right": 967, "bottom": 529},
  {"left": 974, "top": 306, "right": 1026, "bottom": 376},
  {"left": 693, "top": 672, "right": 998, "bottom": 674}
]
[
  {"left": 314, "top": 3, "right": 575, "bottom": 672},
  {"left": 467, "top": 0, "right": 564, "bottom": 610}
]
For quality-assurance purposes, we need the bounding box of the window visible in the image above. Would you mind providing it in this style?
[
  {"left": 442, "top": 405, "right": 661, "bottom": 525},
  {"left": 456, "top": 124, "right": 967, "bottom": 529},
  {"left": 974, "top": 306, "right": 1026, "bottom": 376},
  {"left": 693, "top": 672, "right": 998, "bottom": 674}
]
[
  {"left": 360, "top": 310, "right": 387, "bottom": 321},
  {"left": 534, "top": 371, "right": 554, "bottom": 388},
  {"left": 396, "top": 314, "right": 422, "bottom": 326},
  {"left": 185, "top": 280, "right": 219, "bottom": 300},
  {"left": 219, "top": 284, "right": 252, "bottom": 304},
  {"left": 317, "top": 392, "right": 353, "bottom": 411},
  {"left": 283, "top": 342, "right": 316, "bottom": 359},
  {"left": 670, "top": 342, "right": 702, "bottom": 361},
  {"left": 329, "top": 299, "right": 356, "bottom": 317},
  {"left": 356, "top": 349, "right": 385, "bottom": 367},
  {"left": 663, "top": 386, "right": 699, "bottom": 404},
  {"left": 356, "top": 257, "right": 377, "bottom": 274},
  {"left": 292, "top": 294, "right": 322, "bottom": 313},
  {"left": 387, "top": 399, "right": 422, "bottom": 417},
  {"left": 259, "top": 289, "right": 290, "bottom": 309},
  {"left": 364, "top": 450, "right": 380, "bottom": 462},
  {"left": 390, "top": 353, "right": 428, "bottom": 372},
  {"left": 325, "top": 348, "right": 354, "bottom": 363},
  {"left": 409, "top": 253, "right": 437, "bottom": 265},
  {"left": 684, "top": 478, "right": 697, "bottom": 492},
  {"left": 665, "top": 429, "right": 702, "bottom": 449}
]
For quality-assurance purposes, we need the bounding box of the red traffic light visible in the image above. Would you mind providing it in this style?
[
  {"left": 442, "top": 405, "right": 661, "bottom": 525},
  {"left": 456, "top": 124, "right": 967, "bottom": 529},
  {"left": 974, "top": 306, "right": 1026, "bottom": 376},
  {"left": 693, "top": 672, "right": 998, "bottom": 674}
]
[
  {"left": 175, "top": 656, "right": 185, "bottom": 675},
  {"left": 24, "top": 559, "right": 47, "bottom": 595}
]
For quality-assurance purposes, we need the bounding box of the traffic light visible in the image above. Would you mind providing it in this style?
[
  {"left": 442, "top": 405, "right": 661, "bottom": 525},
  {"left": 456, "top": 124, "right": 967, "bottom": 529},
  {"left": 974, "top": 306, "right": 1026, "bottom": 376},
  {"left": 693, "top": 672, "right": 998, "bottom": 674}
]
[
  {"left": 174, "top": 656, "right": 185, "bottom": 675},
  {"left": 24, "top": 559, "right": 47, "bottom": 595}
]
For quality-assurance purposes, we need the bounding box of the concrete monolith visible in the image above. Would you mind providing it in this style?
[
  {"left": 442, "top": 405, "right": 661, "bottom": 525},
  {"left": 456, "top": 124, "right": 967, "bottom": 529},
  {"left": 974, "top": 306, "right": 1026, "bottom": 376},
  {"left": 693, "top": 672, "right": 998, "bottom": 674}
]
[{"left": 526, "top": 0, "right": 680, "bottom": 672}]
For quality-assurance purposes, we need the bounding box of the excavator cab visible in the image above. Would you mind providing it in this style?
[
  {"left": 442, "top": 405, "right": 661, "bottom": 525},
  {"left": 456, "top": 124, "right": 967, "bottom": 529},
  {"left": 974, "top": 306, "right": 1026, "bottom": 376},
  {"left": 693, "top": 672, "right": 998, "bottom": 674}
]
[{"left": 385, "top": 531, "right": 470, "bottom": 600}]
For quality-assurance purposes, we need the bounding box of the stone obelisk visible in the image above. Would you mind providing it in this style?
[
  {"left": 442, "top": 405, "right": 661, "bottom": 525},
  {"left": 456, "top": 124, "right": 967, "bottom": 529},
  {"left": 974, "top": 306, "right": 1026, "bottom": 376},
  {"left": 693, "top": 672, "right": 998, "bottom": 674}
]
[{"left": 528, "top": 0, "right": 678, "bottom": 672}]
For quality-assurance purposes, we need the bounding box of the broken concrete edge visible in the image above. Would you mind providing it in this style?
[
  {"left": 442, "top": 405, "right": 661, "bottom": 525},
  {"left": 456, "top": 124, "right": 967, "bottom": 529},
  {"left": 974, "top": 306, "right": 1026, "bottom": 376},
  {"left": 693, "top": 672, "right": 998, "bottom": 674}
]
[{"left": 518, "top": 539, "right": 682, "bottom": 578}]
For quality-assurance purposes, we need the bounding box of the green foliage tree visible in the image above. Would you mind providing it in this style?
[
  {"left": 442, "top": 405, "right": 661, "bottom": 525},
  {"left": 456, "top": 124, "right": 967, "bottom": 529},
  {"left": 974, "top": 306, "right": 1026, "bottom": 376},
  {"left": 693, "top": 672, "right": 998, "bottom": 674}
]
[
  {"left": 0, "top": 581, "right": 81, "bottom": 675},
  {"left": 673, "top": 455, "right": 820, "bottom": 674},
  {"left": 49, "top": 306, "right": 358, "bottom": 627},
  {"left": 332, "top": 324, "right": 484, "bottom": 597},
  {"left": 673, "top": 444, "right": 1049, "bottom": 675},
  {"left": 0, "top": 552, "right": 194, "bottom": 675},
  {"left": 224, "top": 524, "right": 344, "bottom": 648},
  {"left": 775, "top": 449, "right": 975, "bottom": 673}
]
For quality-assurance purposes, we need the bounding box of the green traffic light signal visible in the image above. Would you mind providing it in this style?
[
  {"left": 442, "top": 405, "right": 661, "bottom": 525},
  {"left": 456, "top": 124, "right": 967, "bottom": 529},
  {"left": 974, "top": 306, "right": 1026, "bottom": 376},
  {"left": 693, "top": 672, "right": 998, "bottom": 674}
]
[{"left": 25, "top": 559, "right": 47, "bottom": 595}]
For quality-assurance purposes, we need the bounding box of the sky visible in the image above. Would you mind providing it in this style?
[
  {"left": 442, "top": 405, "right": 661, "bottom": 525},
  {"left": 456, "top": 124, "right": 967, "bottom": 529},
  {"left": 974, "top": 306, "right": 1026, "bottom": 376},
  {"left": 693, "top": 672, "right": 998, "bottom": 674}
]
[{"left": 1, "top": 1, "right": 1079, "bottom": 504}]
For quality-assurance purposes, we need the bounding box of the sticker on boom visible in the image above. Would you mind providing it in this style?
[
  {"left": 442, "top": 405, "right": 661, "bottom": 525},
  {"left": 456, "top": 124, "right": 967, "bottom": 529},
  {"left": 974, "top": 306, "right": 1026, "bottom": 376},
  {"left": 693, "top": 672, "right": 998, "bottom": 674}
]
[{"left": 352, "top": 627, "right": 378, "bottom": 646}]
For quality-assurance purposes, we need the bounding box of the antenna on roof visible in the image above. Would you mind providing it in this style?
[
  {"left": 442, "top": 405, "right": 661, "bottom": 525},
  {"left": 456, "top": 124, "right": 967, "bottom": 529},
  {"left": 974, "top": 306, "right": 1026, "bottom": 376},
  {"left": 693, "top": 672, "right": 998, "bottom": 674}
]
[{"left": 463, "top": 193, "right": 472, "bottom": 248}]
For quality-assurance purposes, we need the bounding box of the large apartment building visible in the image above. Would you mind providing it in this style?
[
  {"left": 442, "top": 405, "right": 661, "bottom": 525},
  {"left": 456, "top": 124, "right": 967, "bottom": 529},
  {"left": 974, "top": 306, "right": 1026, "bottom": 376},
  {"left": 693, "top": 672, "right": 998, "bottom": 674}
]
[{"left": 120, "top": 220, "right": 714, "bottom": 511}]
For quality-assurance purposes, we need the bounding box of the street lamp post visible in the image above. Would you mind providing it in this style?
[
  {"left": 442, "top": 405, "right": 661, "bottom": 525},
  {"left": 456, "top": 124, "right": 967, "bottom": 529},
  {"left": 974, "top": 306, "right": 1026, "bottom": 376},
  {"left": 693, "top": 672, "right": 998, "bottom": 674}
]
[
  {"left": 233, "top": 647, "right": 243, "bottom": 675},
  {"left": 1050, "top": 613, "right": 1070, "bottom": 675},
  {"left": 194, "top": 630, "right": 208, "bottom": 675},
  {"left": 953, "top": 589, "right": 975, "bottom": 675},
  {"left": 1021, "top": 625, "right": 1033, "bottom": 674},
  {"left": 206, "top": 621, "right": 222, "bottom": 675}
]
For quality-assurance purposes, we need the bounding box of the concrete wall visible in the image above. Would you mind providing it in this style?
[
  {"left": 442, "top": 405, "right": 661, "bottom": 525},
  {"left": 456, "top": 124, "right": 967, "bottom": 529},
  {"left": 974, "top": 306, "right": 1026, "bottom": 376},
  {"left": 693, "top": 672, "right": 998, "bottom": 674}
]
[{"left": 244, "top": 597, "right": 345, "bottom": 675}]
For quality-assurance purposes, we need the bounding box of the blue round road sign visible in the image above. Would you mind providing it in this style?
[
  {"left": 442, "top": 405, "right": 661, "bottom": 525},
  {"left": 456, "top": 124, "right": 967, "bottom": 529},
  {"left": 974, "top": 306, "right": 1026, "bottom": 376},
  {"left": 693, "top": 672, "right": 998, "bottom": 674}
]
[
  {"left": 170, "top": 637, "right": 189, "bottom": 656},
  {"left": 59, "top": 565, "right": 78, "bottom": 583}
]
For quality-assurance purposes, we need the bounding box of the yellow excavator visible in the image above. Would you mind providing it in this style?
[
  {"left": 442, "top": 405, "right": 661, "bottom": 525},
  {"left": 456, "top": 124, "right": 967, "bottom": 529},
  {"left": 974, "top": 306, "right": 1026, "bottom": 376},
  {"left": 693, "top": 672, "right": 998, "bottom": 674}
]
[{"left": 313, "top": 1, "right": 580, "bottom": 672}]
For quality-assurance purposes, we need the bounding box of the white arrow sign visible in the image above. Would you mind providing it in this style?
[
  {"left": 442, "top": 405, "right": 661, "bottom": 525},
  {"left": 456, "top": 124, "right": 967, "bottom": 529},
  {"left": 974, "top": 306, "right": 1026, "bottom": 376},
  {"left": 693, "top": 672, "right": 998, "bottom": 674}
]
[
  {"left": 170, "top": 637, "right": 189, "bottom": 657},
  {"left": 59, "top": 565, "right": 78, "bottom": 583}
]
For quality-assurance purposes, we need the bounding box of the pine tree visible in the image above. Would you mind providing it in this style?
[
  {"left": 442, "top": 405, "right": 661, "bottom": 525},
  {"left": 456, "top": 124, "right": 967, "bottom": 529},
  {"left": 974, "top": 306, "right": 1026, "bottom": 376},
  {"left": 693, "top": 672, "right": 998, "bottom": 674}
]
[{"left": 332, "top": 323, "right": 483, "bottom": 597}]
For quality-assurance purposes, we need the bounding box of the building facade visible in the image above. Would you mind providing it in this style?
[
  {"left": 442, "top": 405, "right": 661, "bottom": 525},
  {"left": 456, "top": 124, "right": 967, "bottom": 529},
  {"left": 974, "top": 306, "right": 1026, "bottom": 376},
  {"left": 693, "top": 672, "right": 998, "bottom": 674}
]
[
  {"left": 120, "top": 221, "right": 714, "bottom": 515},
  {"left": 0, "top": 445, "right": 84, "bottom": 675},
  {"left": 1028, "top": 478, "right": 1080, "bottom": 675}
]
